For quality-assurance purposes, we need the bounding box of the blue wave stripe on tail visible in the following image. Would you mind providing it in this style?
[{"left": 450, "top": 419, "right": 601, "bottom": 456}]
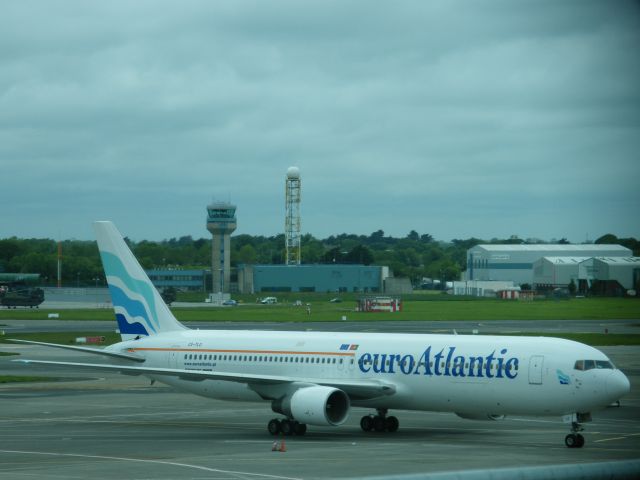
[
  {"left": 100, "top": 250, "right": 159, "bottom": 332},
  {"left": 115, "top": 313, "right": 149, "bottom": 336},
  {"left": 108, "top": 283, "right": 157, "bottom": 334}
]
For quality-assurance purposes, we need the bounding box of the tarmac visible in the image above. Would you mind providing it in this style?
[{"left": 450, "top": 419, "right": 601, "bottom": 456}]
[{"left": 1, "top": 322, "right": 639, "bottom": 479}]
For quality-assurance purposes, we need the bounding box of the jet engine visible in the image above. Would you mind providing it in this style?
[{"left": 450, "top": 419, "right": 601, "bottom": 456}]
[
  {"left": 272, "top": 385, "right": 350, "bottom": 426},
  {"left": 455, "top": 413, "right": 506, "bottom": 421}
]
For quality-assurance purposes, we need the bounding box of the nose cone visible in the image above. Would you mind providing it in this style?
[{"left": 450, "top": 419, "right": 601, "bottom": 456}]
[{"left": 606, "top": 370, "right": 631, "bottom": 400}]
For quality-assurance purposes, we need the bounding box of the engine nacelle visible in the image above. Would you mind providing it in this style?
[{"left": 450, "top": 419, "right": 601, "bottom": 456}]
[
  {"left": 272, "top": 385, "right": 350, "bottom": 426},
  {"left": 455, "top": 413, "right": 506, "bottom": 421}
]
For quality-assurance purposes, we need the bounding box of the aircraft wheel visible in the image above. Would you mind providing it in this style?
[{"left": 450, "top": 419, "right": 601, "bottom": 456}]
[
  {"left": 360, "top": 415, "right": 373, "bottom": 432},
  {"left": 280, "top": 419, "right": 294, "bottom": 436},
  {"left": 565, "top": 434, "right": 577, "bottom": 448},
  {"left": 268, "top": 418, "right": 281, "bottom": 436},
  {"left": 576, "top": 434, "right": 585, "bottom": 448},
  {"left": 294, "top": 422, "right": 307, "bottom": 436},
  {"left": 385, "top": 416, "right": 399, "bottom": 432},
  {"left": 373, "top": 416, "right": 386, "bottom": 432}
]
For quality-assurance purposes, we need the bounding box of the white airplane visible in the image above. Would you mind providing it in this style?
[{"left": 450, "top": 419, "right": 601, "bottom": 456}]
[{"left": 13, "top": 221, "right": 630, "bottom": 449}]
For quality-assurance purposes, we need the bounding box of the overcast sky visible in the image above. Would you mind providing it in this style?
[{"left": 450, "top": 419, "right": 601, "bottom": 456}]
[{"left": 1, "top": 1, "right": 638, "bottom": 243}]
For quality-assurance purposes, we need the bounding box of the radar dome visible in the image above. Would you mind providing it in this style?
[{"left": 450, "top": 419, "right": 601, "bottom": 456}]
[{"left": 287, "top": 166, "right": 300, "bottom": 179}]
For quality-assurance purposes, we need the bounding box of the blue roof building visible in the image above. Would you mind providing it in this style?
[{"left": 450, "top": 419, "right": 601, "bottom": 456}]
[
  {"left": 238, "top": 264, "right": 389, "bottom": 294},
  {"left": 146, "top": 269, "right": 208, "bottom": 291}
]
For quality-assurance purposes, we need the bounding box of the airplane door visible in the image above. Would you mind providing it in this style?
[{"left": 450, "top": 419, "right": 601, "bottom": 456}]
[
  {"left": 168, "top": 350, "right": 179, "bottom": 368},
  {"left": 528, "top": 355, "right": 544, "bottom": 385}
]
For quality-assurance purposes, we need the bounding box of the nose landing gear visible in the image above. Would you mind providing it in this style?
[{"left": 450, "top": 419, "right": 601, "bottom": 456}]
[{"left": 564, "top": 413, "right": 590, "bottom": 448}]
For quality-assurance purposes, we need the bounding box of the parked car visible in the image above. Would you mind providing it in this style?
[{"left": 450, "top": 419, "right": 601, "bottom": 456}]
[
  {"left": 222, "top": 299, "right": 237, "bottom": 306},
  {"left": 260, "top": 296, "right": 278, "bottom": 304}
]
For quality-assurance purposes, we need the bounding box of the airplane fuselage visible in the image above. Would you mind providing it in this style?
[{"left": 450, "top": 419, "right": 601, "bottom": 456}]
[{"left": 110, "top": 330, "right": 626, "bottom": 418}]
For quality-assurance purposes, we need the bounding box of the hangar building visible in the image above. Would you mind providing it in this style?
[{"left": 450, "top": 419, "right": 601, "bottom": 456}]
[
  {"left": 465, "top": 244, "right": 631, "bottom": 286},
  {"left": 532, "top": 256, "right": 640, "bottom": 295},
  {"left": 532, "top": 257, "right": 591, "bottom": 291},
  {"left": 591, "top": 257, "right": 640, "bottom": 295},
  {"left": 237, "top": 264, "right": 390, "bottom": 294}
]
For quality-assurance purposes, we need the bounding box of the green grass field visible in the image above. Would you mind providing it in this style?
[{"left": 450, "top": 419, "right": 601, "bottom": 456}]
[
  {"left": 0, "top": 297, "right": 637, "bottom": 322},
  {"left": 1, "top": 330, "right": 638, "bottom": 347},
  {"left": 0, "top": 375, "right": 57, "bottom": 384}
]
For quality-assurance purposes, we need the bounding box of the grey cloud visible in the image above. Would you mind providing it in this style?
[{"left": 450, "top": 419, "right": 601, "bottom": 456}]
[{"left": 0, "top": 0, "right": 638, "bottom": 241}]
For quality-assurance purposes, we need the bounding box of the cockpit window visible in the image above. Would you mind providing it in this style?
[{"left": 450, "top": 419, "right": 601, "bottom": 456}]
[
  {"left": 574, "top": 359, "right": 614, "bottom": 371},
  {"left": 596, "top": 360, "right": 614, "bottom": 369}
]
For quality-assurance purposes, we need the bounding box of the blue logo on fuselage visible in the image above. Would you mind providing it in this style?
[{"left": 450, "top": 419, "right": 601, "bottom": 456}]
[
  {"left": 358, "top": 346, "right": 519, "bottom": 379},
  {"left": 556, "top": 369, "right": 571, "bottom": 385}
]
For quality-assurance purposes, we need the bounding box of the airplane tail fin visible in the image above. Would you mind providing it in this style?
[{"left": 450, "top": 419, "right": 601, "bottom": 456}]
[{"left": 93, "top": 221, "right": 187, "bottom": 340}]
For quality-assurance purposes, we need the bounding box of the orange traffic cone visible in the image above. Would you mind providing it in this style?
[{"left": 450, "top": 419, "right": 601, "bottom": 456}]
[{"left": 279, "top": 437, "right": 287, "bottom": 452}]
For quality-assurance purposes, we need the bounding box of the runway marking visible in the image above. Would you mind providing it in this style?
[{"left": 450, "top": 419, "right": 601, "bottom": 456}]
[
  {"left": 0, "top": 450, "right": 302, "bottom": 480},
  {"left": 594, "top": 436, "right": 628, "bottom": 443},
  {"left": 594, "top": 432, "right": 640, "bottom": 443}
]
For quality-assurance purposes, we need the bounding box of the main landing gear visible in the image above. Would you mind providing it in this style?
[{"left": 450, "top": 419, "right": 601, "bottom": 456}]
[
  {"left": 360, "top": 408, "right": 399, "bottom": 433},
  {"left": 268, "top": 418, "right": 307, "bottom": 436},
  {"left": 565, "top": 422, "right": 585, "bottom": 449}
]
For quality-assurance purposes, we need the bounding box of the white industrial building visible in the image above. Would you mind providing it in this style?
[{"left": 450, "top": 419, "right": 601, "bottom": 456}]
[
  {"left": 452, "top": 280, "right": 518, "bottom": 297},
  {"left": 465, "top": 244, "right": 632, "bottom": 286},
  {"left": 532, "top": 257, "right": 591, "bottom": 290},
  {"left": 591, "top": 257, "right": 640, "bottom": 295}
]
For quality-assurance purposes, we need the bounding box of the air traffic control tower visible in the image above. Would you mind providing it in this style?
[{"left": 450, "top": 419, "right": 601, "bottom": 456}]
[{"left": 206, "top": 202, "right": 237, "bottom": 296}]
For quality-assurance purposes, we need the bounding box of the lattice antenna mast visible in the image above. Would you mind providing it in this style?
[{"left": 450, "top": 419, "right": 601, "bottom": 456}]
[{"left": 285, "top": 166, "right": 301, "bottom": 265}]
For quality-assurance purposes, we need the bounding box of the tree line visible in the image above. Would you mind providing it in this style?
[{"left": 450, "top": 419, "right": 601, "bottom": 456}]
[{"left": 0, "top": 231, "right": 637, "bottom": 288}]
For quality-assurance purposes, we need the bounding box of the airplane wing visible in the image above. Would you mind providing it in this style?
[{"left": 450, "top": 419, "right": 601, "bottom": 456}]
[
  {"left": 6, "top": 339, "right": 145, "bottom": 362},
  {"left": 14, "top": 359, "right": 396, "bottom": 400}
]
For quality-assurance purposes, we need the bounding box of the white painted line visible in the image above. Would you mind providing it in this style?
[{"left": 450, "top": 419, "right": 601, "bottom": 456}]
[
  {"left": 0, "top": 450, "right": 302, "bottom": 480},
  {"left": 593, "top": 436, "right": 628, "bottom": 443}
]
